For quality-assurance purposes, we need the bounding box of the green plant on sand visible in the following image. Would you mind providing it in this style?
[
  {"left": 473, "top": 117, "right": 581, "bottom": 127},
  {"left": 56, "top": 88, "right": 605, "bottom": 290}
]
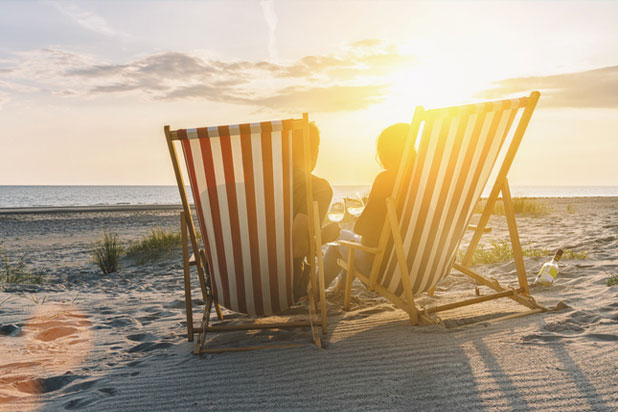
[
  {"left": 606, "top": 274, "right": 618, "bottom": 287},
  {"left": 126, "top": 228, "right": 182, "bottom": 265},
  {"left": 92, "top": 231, "right": 122, "bottom": 274},
  {"left": 474, "top": 197, "right": 550, "bottom": 217},
  {"left": 562, "top": 249, "right": 588, "bottom": 260},
  {"left": 458, "top": 239, "right": 588, "bottom": 266},
  {"left": 0, "top": 247, "right": 43, "bottom": 285}
]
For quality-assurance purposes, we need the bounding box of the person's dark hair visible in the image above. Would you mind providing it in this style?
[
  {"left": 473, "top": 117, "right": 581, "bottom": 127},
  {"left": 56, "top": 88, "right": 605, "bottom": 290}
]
[
  {"left": 293, "top": 121, "right": 320, "bottom": 171},
  {"left": 376, "top": 123, "right": 410, "bottom": 171}
]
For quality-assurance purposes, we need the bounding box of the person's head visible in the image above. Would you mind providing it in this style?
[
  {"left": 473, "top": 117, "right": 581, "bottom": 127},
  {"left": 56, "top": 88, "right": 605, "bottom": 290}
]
[
  {"left": 376, "top": 123, "right": 410, "bottom": 171},
  {"left": 293, "top": 122, "right": 320, "bottom": 171}
]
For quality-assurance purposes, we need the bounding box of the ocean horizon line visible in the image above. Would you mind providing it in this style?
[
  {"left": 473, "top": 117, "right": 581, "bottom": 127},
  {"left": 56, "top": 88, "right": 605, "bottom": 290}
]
[
  {"left": 2, "top": 185, "right": 618, "bottom": 208},
  {"left": 2, "top": 184, "right": 618, "bottom": 188}
]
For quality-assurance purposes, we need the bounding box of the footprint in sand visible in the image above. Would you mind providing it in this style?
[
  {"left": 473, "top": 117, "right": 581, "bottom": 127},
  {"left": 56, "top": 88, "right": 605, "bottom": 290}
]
[{"left": 0, "top": 304, "right": 94, "bottom": 412}]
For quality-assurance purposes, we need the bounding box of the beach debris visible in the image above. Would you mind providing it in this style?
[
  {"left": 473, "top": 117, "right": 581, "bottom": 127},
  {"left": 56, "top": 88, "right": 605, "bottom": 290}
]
[{"left": 534, "top": 249, "right": 564, "bottom": 286}]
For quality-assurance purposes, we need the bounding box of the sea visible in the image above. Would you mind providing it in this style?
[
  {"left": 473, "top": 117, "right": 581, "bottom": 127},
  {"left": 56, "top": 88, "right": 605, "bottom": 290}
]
[{"left": 1, "top": 185, "right": 618, "bottom": 208}]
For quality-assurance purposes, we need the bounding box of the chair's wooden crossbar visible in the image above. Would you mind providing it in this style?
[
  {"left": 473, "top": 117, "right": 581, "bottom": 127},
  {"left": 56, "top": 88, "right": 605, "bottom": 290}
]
[
  {"left": 424, "top": 289, "right": 519, "bottom": 314},
  {"left": 467, "top": 225, "right": 491, "bottom": 233},
  {"left": 453, "top": 308, "right": 544, "bottom": 329},
  {"left": 453, "top": 262, "right": 541, "bottom": 310},
  {"left": 422, "top": 95, "right": 531, "bottom": 116},
  {"left": 190, "top": 319, "right": 318, "bottom": 333},
  {"left": 168, "top": 119, "right": 307, "bottom": 141}
]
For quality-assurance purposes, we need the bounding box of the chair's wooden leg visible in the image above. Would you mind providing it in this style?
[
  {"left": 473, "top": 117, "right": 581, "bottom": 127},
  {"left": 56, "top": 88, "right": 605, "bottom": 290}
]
[
  {"left": 501, "top": 178, "right": 529, "bottom": 296},
  {"left": 198, "top": 249, "right": 209, "bottom": 302},
  {"left": 318, "top": 267, "right": 328, "bottom": 336},
  {"left": 463, "top": 197, "right": 497, "bottom": 267},
  {"left": 181, "top": 212, "right": 194, "bottom": 342},
  {"left": 312, "top": 201, "right": 328, "bottom": 335},
  {"left": 214, "top": 302, "right": 223, "bottom": 320},
  {"left": 198, "top": 249, "right": 222, "bottom": 319},
  {"left": 194, "top": 295, "right": 213, "bottom": 355},
  {"left": 343, "top": 249, "right": 355, "bottom": 311},
  {"left": 386, "top": 198, "right": 419, "bottom": 325},
  {"left": 306, "top": 288, "right": 322, "bottom": 348}
]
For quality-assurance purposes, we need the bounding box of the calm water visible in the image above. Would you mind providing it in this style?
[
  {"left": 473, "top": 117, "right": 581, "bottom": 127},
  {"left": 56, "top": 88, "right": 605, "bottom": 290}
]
[{"left": 1, "top": 185, "right": 618, "bottom": 208}]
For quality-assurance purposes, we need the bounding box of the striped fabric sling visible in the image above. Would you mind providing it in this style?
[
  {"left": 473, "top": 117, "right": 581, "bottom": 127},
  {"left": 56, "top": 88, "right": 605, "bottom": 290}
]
[
  {"left": 376, "top": 98, "right": 529, "bottom": 298},
  {"left": 176, "top": 120, "right": 297, "bottom": 316}
]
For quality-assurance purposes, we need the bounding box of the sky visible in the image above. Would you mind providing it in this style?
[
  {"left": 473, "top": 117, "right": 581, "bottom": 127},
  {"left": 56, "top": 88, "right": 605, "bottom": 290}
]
[{"left": 1, "top": 0, "right": 617, "bottom": 186}]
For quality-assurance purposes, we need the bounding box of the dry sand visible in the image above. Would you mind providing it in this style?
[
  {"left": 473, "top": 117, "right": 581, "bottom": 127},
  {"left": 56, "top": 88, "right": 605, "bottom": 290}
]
[{"left": 0, "top": 198, "right": 617, "bottom": 411}]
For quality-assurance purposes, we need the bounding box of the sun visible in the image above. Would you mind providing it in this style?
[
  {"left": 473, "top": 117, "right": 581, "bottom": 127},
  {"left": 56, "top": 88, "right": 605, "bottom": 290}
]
[{"left": 388, "top": 64, "right": 489, "bottom": 110}]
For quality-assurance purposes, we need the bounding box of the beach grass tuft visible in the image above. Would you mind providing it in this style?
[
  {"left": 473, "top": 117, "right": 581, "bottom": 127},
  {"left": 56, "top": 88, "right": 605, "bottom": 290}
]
[
  {"left": 474, "top": 197, "right": 550, "bottom": 217},
  {"left": 458, "top": 240, "right": 549, "bottom": 265},
  {"left": 0, "top": 247, "right": 43, "bottom": 285},
  {"left": 459, "top": 240, "right": 588, "bottom": 266},
  {"left": 126, "top": 228, "right": 181, "bottom": 264},
  {"left": 606, "top": 274, "right": 618, "bottom": 287},
  {"left": 92, "top": 231, "right": 122, "bottom": 274},
  {"left": 562, "top": 249, "right": 589, "bottom": 260}
]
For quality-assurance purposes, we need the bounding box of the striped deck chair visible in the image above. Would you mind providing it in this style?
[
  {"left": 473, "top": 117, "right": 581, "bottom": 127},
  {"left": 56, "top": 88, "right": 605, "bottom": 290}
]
[
  {"left": 339, "top": 92, "right": 545, "bottom": 325},
  {"left": 165, "top": 114, "right": 328, "bottom": 354}
]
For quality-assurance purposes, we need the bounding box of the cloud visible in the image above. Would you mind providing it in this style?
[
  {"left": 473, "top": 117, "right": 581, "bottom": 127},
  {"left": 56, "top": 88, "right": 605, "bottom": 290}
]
[
  {"left": 241, "top": 85, "right": 390, "bottom": 112},
  {"left": 477, "top": 65, "right": 618, "bottom": 108},
  {"left": 0, "top": 40, "right": 415, "bottom": 112},
  {"left": 0, "top": 80, "right": 39, "bottom": 93},
  {"left": 49, "top": 1, "right": 127, "bottom": 38},
  {"left": 0, "top": 91, "right": 8, "bottom": 110},
  {"left": 260, "top": 0, "right": 278, "bottom": 61},
  {"left": 164, "top": 83, "right": 389, "bottom": 112}
]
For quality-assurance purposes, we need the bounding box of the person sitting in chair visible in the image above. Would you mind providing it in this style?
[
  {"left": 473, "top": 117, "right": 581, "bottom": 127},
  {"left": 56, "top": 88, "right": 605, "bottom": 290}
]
[
  {"left": 292, "top": 122, "right": 340, "bottom": 301},
  {"left": 323, "top": 123, "right": 413, "bottom": 291}
]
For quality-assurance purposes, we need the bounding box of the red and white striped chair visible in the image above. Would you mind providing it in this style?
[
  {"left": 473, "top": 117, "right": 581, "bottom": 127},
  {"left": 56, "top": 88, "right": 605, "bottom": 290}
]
[
  {"left": 340, "top": 92, "right": 545, "bottom": 325},
  {"left": 165, "top": 114, "right": 327, "bottom": 354}
]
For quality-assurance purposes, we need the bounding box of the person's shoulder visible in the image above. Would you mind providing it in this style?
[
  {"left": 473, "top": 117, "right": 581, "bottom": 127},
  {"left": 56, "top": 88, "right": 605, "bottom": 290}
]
[{"left": 374, "top": 169, "right": 397, "bottom": 185}]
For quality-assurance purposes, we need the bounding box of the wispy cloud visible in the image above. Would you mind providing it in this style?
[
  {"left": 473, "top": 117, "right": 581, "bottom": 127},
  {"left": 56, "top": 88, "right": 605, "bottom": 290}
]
[
  {"left": 0, "top": 40, "right": 414, "bottom": 112},
  {"left": 478, "top": 65, "right": 618, "bottom": 108},
  {"left": 244, "top": 85, "right": 390, "bottom": 112},
  {"left": 49, "top": 1, "right": 128, "bottom": 38},
  {"left": 260, "top": 0, "right": 278, "bottom": 61}
]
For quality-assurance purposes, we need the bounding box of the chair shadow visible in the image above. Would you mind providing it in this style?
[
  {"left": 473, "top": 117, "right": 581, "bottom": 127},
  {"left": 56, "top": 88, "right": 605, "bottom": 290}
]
[
  {"left": 30, "top": 298, "right": 615, "bottom": 412},
  {"left": 194, "top": 298, "right": 347, "bottom": 350}
]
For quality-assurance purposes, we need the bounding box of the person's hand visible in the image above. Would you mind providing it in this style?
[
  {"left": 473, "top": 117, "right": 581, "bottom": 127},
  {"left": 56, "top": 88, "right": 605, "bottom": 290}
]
[{"left": 321, "top": 222, "right": 340, "bottom": 245}]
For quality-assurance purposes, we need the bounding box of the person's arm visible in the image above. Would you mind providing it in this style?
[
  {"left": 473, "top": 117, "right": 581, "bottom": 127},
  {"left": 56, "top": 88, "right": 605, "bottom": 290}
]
[
  {"left": 311, "top": 175, "right": 333, "bottom": 224},
  {"left": 354, "top": 172, "right": 391, "bottom": 244}
]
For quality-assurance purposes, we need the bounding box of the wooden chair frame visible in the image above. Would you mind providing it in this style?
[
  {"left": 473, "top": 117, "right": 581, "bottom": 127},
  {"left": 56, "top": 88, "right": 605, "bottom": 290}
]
[
  {"left": 339, "top": 92, "right": 545, "bottom": 326},
  {"left": 165, "top": 113, "right": 328, "bottom": 354}
]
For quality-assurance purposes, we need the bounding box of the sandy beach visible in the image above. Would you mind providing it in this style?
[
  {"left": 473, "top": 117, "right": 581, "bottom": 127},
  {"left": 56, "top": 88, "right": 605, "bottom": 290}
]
[{"left": 1, "top": 197, "right": 617, "bottom": 411}]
